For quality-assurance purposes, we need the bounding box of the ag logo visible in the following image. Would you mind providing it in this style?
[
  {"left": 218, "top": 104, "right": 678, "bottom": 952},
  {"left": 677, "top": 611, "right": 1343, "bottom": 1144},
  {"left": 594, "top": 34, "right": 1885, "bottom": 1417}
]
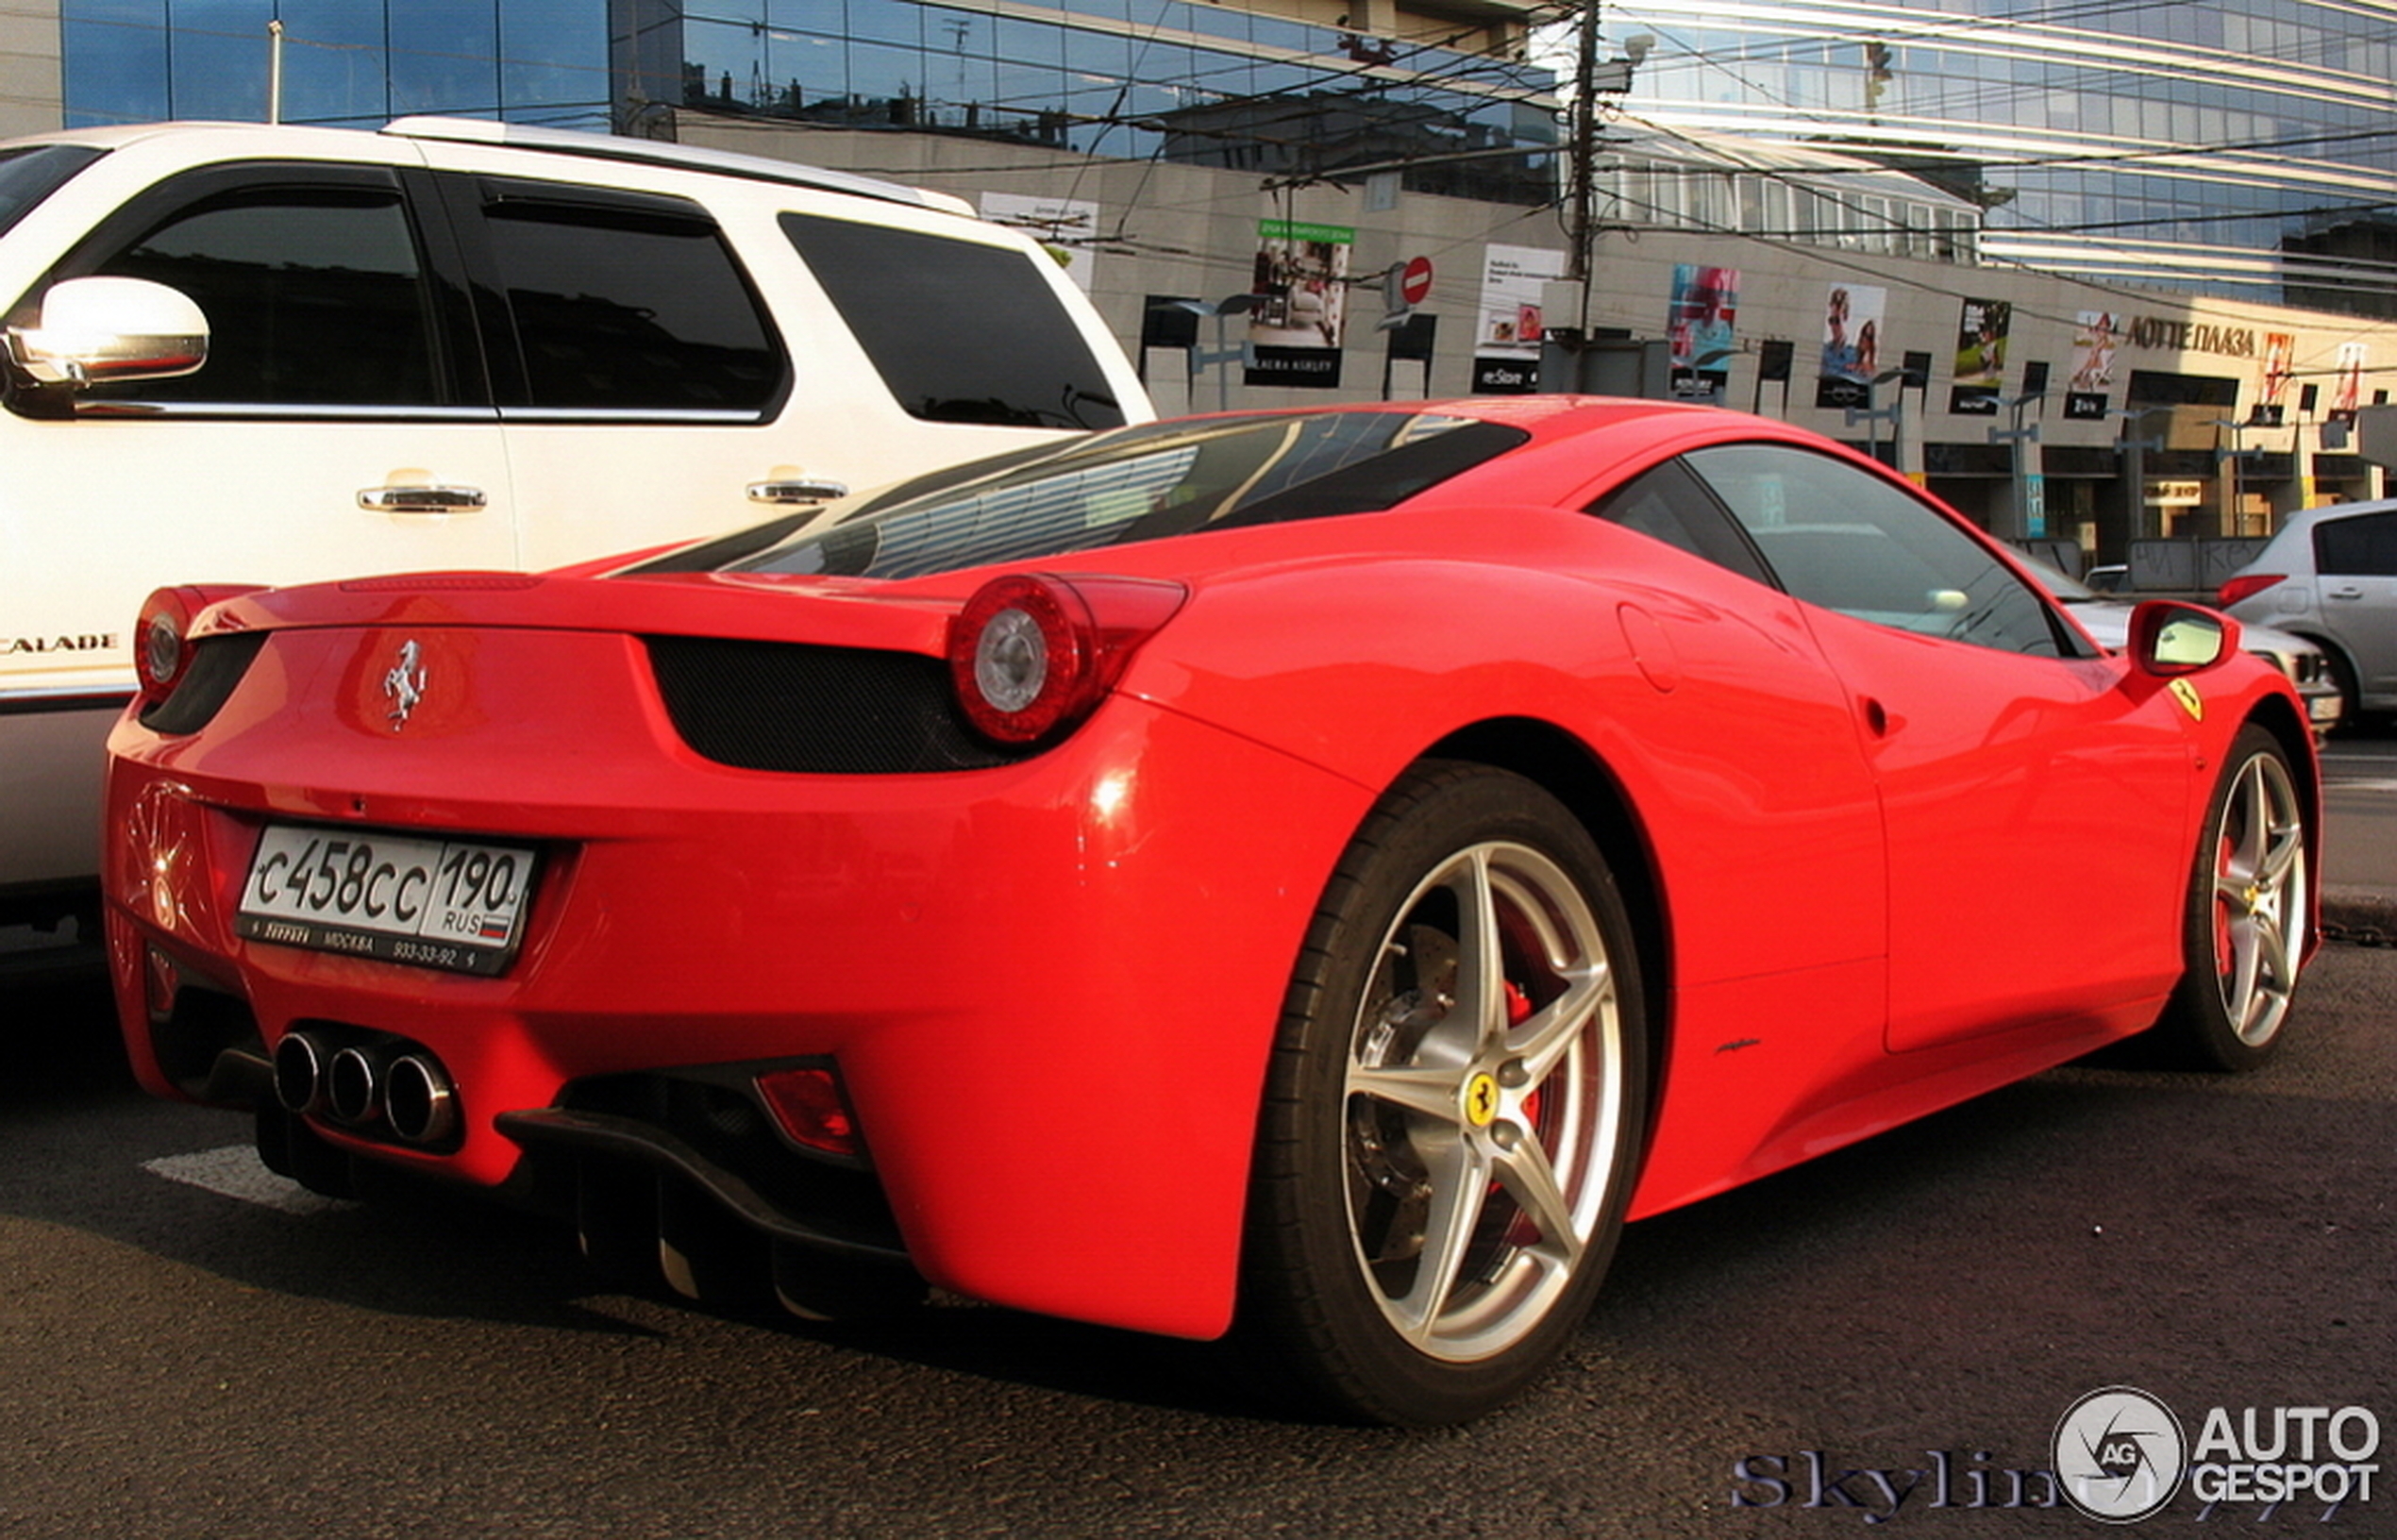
[{"left": 2053, "top": 1385, "right": 2187, "bottom": 1523}]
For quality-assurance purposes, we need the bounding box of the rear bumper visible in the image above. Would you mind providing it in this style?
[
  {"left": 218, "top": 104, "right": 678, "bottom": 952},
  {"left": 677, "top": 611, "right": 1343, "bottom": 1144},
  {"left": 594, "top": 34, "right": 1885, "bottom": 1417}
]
[{"left": 106, "top": 694, "right": 1372, "bottom": 1339}]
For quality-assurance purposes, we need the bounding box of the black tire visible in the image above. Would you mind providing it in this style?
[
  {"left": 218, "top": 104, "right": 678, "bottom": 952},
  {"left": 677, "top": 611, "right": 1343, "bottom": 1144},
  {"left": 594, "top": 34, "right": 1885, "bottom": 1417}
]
[
  {"left": 1236, "top": 762, "right": 1648, "bottom": 1426},
  {"left": 2151, "top": 725, "right": 2309, "bottom": 1071},
  {"left": 2321, "top": 647, "right": 2366, "bottom": 737}
]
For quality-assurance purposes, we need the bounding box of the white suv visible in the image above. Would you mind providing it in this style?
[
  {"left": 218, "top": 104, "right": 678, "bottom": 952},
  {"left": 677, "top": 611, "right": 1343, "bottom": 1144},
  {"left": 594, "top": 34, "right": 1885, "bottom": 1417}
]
[
  {"left": 0, "top": 116, "right": 1148, "bottom": 966},
  {"left": 2219, "top": 498, "right": 2397, "bottom": 724}
]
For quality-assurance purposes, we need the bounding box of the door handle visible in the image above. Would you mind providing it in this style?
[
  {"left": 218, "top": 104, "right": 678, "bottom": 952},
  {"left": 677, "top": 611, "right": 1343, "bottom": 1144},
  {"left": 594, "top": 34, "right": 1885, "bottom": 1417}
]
[
  {"left": 359, "top": 484, "right": 488, "bottom": 512},
  {"left": 746, "top": 477, "right": 849, "bottom": 506}
]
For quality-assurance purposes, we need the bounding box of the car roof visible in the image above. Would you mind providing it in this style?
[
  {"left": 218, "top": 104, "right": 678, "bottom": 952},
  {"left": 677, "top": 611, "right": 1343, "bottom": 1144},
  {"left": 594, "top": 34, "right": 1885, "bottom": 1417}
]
[{"left": 3, "top": 115, "right": 968, "bottom": 216}]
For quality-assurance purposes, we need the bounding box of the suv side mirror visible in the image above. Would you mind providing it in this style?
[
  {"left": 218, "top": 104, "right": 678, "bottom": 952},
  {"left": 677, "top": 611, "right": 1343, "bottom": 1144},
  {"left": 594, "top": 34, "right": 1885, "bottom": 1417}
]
[
  {"left": 6, "top": 276, "right": 210, "bottom": 387},
  {"left": 2130, "top": 600, "right": 2236, "bottom": 676}
]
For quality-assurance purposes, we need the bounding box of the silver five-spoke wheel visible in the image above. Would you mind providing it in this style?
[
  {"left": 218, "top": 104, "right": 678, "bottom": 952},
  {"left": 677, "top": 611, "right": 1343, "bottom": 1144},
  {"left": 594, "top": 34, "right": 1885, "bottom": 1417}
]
[
  {"left": 1343, "top": 840, "right": 1623, "bottom": 1364},
  {"left": 2204, "top": 738, "right": 2307, "bottom": 1048},
  {"left": 1239, "top": 762, "right": 1645, "bottom": 1425},
  {"left": 2157, "top": 725, "right": 2311, "bottom": 1071}
]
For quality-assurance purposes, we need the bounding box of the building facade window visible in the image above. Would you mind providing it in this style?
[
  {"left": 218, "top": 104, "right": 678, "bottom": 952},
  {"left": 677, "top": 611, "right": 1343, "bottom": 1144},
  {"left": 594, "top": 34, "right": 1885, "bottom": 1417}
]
[
  {"left": 62, "top": 0, "right": 612, "bottom": 130},
  {"left": 1601, "top": 0, "right": 2397, "bottom": 311}
]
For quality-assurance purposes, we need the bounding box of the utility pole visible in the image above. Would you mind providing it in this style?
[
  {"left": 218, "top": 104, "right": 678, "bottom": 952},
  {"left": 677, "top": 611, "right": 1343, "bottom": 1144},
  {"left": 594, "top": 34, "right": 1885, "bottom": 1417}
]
[{"left": 1566, "top": 0, "right": 1600, "bottom": 323}]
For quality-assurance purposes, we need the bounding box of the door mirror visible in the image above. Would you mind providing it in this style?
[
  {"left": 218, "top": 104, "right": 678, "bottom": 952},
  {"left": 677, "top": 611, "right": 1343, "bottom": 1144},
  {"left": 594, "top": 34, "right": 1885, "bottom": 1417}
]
[
  {"left": 6, "top": 276, "right": 210, "bottom": 387},
  {"left": 2130, "top": 600, "right": 2235, "bottom": 676}
]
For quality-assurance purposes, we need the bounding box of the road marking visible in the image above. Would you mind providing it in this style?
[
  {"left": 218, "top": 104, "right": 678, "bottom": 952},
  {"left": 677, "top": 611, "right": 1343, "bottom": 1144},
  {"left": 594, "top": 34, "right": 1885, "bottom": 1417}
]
[{"left": 142, "top": 1144, "right": 354, "bottom": 1216}]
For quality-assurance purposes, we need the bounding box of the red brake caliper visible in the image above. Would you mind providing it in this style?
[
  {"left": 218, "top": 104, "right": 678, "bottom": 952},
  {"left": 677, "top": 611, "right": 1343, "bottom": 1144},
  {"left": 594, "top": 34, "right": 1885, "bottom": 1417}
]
[{"left": 1500, "top": 980, "right": 1544, "bottom": 1245}]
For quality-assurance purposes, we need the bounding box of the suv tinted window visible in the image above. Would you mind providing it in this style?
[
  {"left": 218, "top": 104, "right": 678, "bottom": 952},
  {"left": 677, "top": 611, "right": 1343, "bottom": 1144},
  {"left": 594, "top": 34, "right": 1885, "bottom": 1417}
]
[
  {"left": 780, "top": 212, "right": 1127, "bottom": 430},
  {"left": 1685, "top": 444, "right": 2072, "bottom": 657},
  {"left": 481, "top": 188, "right": 781, "bottom": 415},
  {"left": 730, "top": 411, "right": 1518, "bottom": 580},
  {"left": 85, "top": 184, "right": 443, "bottom": 407},
  {"left": 2315, "top": 511, "right": 2397, "bottom": 577},
  {"left": 0, "top": 145, "right": 105, "bottom": 240}
]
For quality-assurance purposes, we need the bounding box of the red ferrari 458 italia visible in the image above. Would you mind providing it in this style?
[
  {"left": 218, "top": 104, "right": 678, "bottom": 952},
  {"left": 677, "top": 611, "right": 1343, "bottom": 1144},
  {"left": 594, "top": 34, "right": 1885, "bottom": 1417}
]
[{"left": 106, "top": 398, "right": 2318, "bottom": 1424}]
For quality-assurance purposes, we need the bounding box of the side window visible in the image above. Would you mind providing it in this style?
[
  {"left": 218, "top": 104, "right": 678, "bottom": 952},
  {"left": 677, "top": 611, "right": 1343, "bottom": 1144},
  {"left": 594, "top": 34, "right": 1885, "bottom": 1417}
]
[
  {"left": 1685, "top": 443, "right": 2071, "bottom": 658},
  {"left": 1586, "top": 457, "right": 1771, "bottom": 584},
  {"left": 478, "top": 183, "right": 782, "bottom": 416},
  {"left": 2315, "top": 511, "right": 2397, "bottom": 577},
  {"left": 79, "top": 183, "right": 443, "bottom": 408},
  {"left": 780, "top": 212, "right": 1127, "bottom": 430}
]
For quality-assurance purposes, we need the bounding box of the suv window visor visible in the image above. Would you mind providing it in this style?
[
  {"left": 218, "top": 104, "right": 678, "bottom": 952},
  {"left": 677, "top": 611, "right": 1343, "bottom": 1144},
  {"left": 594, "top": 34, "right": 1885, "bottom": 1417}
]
[
  {"left": 474, "top": 176, "right": 714, "bottom": 231},
  {"left": 0, "top": 145, "right": 105, "bottom": 242},
  {"left": 729, "top": 412, "right": 1525, "bottom": 581}
]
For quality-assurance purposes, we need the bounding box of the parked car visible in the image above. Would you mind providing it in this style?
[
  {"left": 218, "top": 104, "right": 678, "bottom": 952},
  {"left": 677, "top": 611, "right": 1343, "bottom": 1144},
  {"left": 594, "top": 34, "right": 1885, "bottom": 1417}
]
[
  {"left": 2218, "top": 498, "right": 2397, "bottom": 725},
  {"left": 105, "top": 398, "right": 2320, "bottom": 1424},
  {"left": 0, "top": 114, "right": 1148, "bottom": 963},
  {"left": 2023, "top": 556, "right": 2345, "bottom": 739}
]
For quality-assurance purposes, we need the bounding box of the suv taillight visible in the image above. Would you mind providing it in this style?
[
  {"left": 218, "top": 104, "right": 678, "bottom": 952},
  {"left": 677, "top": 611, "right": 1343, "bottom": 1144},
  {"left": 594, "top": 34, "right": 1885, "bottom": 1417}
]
[
  {"left": 2216, "top": 573, "right": 2286, "bottom": 608},
  {"left": 946, "top": 573, "right": 1185, "bottom": 746}
]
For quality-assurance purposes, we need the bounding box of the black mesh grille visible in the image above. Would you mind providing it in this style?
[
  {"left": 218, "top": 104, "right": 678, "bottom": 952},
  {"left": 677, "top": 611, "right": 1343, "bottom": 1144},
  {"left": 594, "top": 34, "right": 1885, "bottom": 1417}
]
[
  {"left": 142, "top": 632, "right": 267, "bottom": 736},
  {"left": 644, "top": 635, "right": 1021, "bottom": 773}
]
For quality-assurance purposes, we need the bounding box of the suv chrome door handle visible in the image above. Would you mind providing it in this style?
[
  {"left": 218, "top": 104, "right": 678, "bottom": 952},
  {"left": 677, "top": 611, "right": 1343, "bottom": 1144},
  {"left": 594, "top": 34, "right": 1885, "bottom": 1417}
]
[
  {"left": 746, "top": 478, "right": 848, "bottom": 505},
  {"left": 359, "top": 485, "right": 488, "bottom": 512}
]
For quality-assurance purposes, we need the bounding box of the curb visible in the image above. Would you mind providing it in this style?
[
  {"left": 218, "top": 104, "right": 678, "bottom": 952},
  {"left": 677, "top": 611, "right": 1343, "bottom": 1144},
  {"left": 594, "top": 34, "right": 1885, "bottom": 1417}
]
[{"left": 2322, "top": 887, "right": 2396, "bottom": 941}]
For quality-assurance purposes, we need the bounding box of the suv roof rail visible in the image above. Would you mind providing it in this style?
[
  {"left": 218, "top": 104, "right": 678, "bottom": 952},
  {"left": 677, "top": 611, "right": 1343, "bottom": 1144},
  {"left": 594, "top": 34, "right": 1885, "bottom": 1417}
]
[{"left": 379, "top": 116, "right": 973, "bottom": 216}]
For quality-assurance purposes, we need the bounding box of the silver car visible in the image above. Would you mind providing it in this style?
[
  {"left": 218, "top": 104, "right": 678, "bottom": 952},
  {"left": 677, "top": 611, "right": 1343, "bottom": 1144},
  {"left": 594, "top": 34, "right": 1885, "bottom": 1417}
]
[{"left": 2220, "top": 499, "right": 2397, "bottom": 724}]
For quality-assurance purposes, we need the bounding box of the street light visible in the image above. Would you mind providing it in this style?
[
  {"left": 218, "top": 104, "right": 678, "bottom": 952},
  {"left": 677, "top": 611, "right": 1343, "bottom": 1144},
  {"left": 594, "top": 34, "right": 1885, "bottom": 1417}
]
[
  {"left": 2213, "top": 417, "right": 2264, "bottom": 538},
  {"left": 1844, "top": 365, "right": 1910, "bottom": 467},
  {"left": 1154, "top": 294, "right": 1259, "bottom": 412},
  {"left": 1988, "top": 388, "right": 2047, "bottom": 540},
  {"left": 2107, "top": 405, "right": 2174, "bottom": 543}
]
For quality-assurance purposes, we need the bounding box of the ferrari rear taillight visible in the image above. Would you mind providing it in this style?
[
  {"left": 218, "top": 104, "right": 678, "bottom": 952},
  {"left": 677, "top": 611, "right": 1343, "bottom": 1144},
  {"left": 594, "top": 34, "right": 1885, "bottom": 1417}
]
[
  {"left": 132, "top": 584, "right": 256, "bottom": 714},
  {"left": 947, "top": 573, "right": 1186, "bottom": 746},
  {"left": 755, "top": 1066, "right": 861, "bottom": 1157},
  {"left": 2217, "top": 573, "right": 2286, "bottom": 607}
]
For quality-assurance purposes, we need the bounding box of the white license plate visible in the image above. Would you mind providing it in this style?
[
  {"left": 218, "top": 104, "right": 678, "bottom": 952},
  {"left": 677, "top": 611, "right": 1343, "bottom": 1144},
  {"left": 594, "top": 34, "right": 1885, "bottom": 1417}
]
[{"left": 236, "top": 825, "right": 538, "bottom": 976}]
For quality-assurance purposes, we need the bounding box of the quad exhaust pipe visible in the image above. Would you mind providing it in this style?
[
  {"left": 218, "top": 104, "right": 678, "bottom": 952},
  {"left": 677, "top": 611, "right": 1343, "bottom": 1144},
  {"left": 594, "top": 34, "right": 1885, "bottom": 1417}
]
[{"left": 272, "top": 1030, "right": 458, "bottom": 1145}]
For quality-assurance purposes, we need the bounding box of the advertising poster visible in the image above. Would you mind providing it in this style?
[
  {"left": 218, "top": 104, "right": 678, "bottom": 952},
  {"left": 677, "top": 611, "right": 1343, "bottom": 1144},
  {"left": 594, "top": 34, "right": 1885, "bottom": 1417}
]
[
  {"left": 2257, "top": 331, "right": 2295, "bottom": 423},
  {"left": 2331, "top": 342, "right": 2366, "bottom": 422},
  {"left": 1246, "top": 219, "right": 1350, "bottom": 389},
  {"left": 1472, "top": 243, "right": 1567, "bottom": 393},
  {"left": 1668, "top": 263, "right": 1739, "bottom": 399},
  {"left": 977, "top": 192, "right": 1099, "bottom": 292},
  {"left": 1815, "top": 281, "right": 1887, "bottom": 410},
  {"left": 1951, "top": 298, "right": 2011, "bottom": 415},
  {"left": 2065, "top": 310, "right": 2119, "bottom": 419}
]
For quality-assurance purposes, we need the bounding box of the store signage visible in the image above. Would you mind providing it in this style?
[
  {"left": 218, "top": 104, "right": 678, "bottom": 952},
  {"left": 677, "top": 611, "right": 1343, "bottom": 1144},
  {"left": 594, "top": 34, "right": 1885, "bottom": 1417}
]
[{"left": 2123, "top": 317, "right": 2262, "bottom": 360}]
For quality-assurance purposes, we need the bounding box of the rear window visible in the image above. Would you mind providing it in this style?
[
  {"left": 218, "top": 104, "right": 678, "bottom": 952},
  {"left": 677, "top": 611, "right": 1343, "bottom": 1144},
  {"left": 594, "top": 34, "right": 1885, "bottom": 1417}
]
[
  {"left": 726, "top": 410, "right": 1526, "bottom": 580},
  {"left": 0, "top": 144, "right": 104, "bottom": 240},
  {"left": 780, "top": 211, "right": 1127, "bottom": 430}
]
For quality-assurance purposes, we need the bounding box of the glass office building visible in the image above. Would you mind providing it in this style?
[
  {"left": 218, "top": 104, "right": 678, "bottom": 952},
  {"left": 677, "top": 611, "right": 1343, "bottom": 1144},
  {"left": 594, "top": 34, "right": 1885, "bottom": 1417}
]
[
  {"left": 58, "top": 0, "right": 1560, "bottom": 203},
  {"left": 60, "top": 2, "right": 613, "bottom": 129},
  {"left": 1597, "top": 0, "right": 2397, "bottom": 313}
]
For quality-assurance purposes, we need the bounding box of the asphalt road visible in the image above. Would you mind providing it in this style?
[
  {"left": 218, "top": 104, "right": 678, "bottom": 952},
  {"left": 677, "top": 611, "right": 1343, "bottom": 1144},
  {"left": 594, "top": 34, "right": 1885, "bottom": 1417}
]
[{"left": 3, "top": 929, "right": 2391, "bottom": 1540}]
